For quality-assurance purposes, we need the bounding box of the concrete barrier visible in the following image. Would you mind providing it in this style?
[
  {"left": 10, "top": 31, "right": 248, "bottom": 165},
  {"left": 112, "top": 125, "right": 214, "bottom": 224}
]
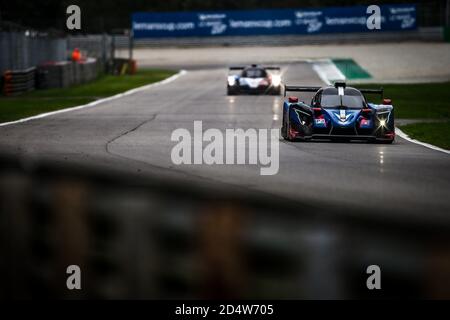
[
  {"left": 36, "top": 58, "right": 100, "bottom": 90},
  {"left": 2, "top": 67, "right": 36, "bottom": 96},
  {"left": 129, "top": 27, "right": 444, "bottom": 48}
]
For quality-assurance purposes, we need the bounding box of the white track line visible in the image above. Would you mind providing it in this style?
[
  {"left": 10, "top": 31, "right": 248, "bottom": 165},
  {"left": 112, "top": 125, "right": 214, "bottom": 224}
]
[
  {"left": 0, "top": 70, "right": 187, "bottom": 127},
  {"left": 308, "top": 59, "right": 346, "bottom": 85},
  {"left": 395, "top": 127, "right": 450, "bottom": 155}
]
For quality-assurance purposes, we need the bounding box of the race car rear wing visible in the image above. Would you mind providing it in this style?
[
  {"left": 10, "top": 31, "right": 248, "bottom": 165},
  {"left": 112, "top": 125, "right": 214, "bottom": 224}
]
[
  {"left": 228, "top": 65, "right": 281, "bottom": 71},
  {"left": 334, "top": 81, "right": 384, "bottom": 96},
  {"left": 284, "top": 85, "right": 384, "bottom": 97},
  {"left": 359, "top": 88, "right": 384, "bottom": 97},
  {"left": 284, "top": 86, "right": 321, "bottom": 96},
  {"left": 229, "top": 66, "right": 245, "bottom": 71}
]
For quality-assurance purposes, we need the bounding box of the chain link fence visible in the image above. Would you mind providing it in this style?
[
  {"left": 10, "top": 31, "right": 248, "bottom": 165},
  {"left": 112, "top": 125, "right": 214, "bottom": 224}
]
[
  {"left": 0, "top": 32, "right": 67, "bottom": 75},
  {"left": 67, "top": 34, "right": 113, "bottom": 61}
]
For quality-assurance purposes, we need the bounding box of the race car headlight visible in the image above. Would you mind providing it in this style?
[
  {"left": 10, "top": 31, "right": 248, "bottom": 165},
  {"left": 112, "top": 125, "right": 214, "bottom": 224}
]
[
  {"left": 377, "top": 110, "right": 391, "bottom": 128},
  {"left": 272, "top": 75, "right": 281, "bottom": 87},
  {"left": 227, "top": 76, "right": 236, "bottom": 86}
]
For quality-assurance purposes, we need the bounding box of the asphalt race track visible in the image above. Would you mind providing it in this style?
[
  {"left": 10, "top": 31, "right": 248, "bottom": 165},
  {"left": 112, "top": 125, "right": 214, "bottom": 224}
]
[{"left": 0, "top": 62, "right": 449, "bottom": 223}]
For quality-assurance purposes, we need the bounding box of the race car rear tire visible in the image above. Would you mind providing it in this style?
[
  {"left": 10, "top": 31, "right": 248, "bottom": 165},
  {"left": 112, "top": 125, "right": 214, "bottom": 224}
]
[
  {"left": 283, "top": 119, "right": 293, "bottom": 141},
  {"left": 281, "top": 110, "right": 287, "bottom": 139},
  {"left": 271, "top": 88, "right": 281, "bottom": 95},
  {"left": 227, "top": 87, "right": 238, "bottom": 95}
]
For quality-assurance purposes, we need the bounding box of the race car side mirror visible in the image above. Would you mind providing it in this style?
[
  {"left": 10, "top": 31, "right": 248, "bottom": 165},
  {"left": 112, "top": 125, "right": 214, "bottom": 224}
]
[
  {"left": 383, "top": 98, "right": 392, "bottom": 105},
  {"left": 288, "top": 96, "right": 299, "bottom": 103}
]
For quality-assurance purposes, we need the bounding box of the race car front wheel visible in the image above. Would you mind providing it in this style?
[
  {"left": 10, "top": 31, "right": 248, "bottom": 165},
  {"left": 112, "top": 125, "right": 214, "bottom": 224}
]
[
  {"left": 283, "top": 118, "right": 294, "bottom": 141},
  {"left": 376, "top": 139, "right": 394, "bottom": 144},
  {"left": 271, "top": 87, "right": 281, "bottom": 95},
  {"left": 227, "top": 86, "right": 238, "bottom": 96}
]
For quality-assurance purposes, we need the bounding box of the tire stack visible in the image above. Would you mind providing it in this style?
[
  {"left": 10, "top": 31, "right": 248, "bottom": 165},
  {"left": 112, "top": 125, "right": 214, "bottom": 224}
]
[{"left": 2, "top": 67, "right": 36, "bottom": 96}]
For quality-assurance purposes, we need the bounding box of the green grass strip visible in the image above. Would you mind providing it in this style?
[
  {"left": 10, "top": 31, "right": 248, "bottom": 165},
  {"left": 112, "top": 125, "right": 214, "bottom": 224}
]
[
  {"left": 0, "top": 69, "right": 176, "bottom": 123},
  {"left": 332, "top": 58, "right": 371, "bottom": 80},
  {"left": 400, "top": 121, "right": 450, "bottom": 150},
  {"left": 355, "top": 82, "right": 450, "bottom": 119}
]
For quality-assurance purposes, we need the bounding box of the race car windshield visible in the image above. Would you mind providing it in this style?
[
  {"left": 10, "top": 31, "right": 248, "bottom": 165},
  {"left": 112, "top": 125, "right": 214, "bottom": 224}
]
[
  {"left": 320, "top": 88, "right": 365, "bottom": 109},
  {"left": 243, "top": 69, "right": 266, "bottom": 78}
]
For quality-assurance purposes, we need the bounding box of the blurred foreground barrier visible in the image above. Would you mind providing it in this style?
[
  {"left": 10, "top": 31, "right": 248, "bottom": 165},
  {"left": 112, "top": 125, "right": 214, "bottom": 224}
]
[
  {"left": 1, "top": 155, "right": 450, "bottom": 299},
  {"left": 2, "top": 67, "right": 36, "bottom": 96}
]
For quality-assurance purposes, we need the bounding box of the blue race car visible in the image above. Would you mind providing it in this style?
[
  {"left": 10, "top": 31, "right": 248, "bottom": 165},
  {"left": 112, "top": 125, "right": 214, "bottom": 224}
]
[
  {"left": 227, "top": 64, "right": 282, "bottom": 95},
  {"left": 281, "top": 82, "right": 395, "bottom": 143}
]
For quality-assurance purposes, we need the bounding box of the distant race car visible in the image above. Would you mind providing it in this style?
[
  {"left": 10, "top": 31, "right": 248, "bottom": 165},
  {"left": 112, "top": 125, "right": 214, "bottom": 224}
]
[
  {"left": 227, "top": 64, "right": 282, "bottom": 95},
  {"left": 281, "top": 82, "right": 395, "bottom": 143}
]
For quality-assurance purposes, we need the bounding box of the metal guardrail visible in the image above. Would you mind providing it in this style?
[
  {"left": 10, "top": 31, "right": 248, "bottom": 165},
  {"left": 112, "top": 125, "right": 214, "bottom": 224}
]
[
  {"left": 2, "top": 67, "right": 36, "bottom": 96},
  {"left": 1, "top": 59, "right": 101, "bottom": 95},
  {"left": 37, "top": 59, "right": 101, "bottom": 89},
  {"left": 1, "top": 155, "right": 449, "bottom": 299},
  {"left": 111, "top": 27, "right": 444, "bottom": 49},
  {"left": 65, "top": 27, "right": 444, "bottom": 56}
]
